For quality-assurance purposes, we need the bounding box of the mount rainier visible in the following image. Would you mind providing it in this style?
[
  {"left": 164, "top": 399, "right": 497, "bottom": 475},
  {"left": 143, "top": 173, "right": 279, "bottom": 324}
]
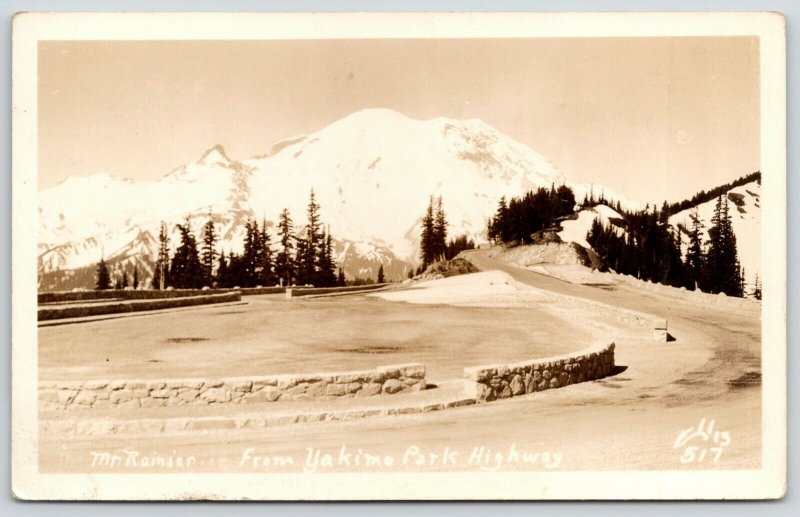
[{"left": 39, "top": 108, "right": 644, "bottom": 290}]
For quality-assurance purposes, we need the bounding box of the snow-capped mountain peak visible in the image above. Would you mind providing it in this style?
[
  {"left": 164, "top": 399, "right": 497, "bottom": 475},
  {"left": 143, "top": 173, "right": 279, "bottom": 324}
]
[
  {"left": 198, "top": 144, "right": 234, "bottom": 166},
  {"left": 38, "top": 108, "right": 628, "bottom": 290}
]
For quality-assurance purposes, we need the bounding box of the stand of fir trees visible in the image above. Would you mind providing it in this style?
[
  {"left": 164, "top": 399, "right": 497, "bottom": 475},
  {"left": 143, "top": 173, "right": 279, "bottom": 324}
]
[
  {"left": 215, "top": 220, "right": 273, "bottom": 288},
  {"left": 151, "top": 221, "right": 170, "bottom": 290},
  {"left": 487, "top": 185, "right": 576, "bottom": 245},
  {"left": 94, "top": 257, "right": 111, "bottom": 290},
  {"left": 587, "top": 203, "right": 685, "bottom": 288},
  {"left": 666, "top": 171, "right": 760, "bottom": 216},
  {"left": 587, "top": 195, "right": 744, "bottom": 297},
  {"left": 578, "top": 188, "right": 624, "bottom": 213},
  {"left": 124, "top": 189, "right": 341, "bottom": 291},
  {"left": 416, "top": 196, "right": 477, "bottom": 273},
  {"left": 290, "top": 190, "right": 338, "bottom": 287},
  {"left": 419, "top": 195, "right": 449, "bottom": 270},
  {"left": 477, "top": 179, "right": 748, "bottom": 298},
  {"left": 444, "top": 234, "right": 476, "bottom": 260},
  {"left": 702, "top": 195, "right": 744, "bottom": 296}
]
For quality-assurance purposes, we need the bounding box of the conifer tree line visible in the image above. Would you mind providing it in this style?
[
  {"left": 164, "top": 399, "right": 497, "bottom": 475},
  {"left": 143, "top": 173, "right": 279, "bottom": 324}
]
[
  {"left": 665, "top": 171, "right": 760, "bottom": 216},
  {"left": 416, "top": 195, "right": 478, "bottom": 274},
  {"left": 419, "top": 195, "right": 448, "bottom": 270},
  {"left": 578, "top": 189, "right": 624, "bottom": 213},
  {"left": 586, "top": 202, "right": 686, "bottom": 289},
  {"left": 487, "top": 185, "right": 577, "bottom": 245},
  {"left": 587, "top": 196, "right": 746, "bottom": 297},
  {"left": 94, "top": 258, "right": 140, "bottom": 291},
  {"left": 97, "top": 190, "right": 343, "bottom": 290},
  {"left": 482, "top": 180, "right": 752, "bottom": 298}
]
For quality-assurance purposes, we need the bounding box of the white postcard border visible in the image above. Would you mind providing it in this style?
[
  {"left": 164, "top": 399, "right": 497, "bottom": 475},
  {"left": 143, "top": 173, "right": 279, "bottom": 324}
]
[{"left": 11, "top": 11, "right": 786, "bottom": 500}]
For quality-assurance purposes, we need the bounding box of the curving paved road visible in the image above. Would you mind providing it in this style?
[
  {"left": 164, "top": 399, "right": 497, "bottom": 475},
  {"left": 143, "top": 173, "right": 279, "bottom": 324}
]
[{"left": 40, "top": 249, "right": 762, "bottom": 475}]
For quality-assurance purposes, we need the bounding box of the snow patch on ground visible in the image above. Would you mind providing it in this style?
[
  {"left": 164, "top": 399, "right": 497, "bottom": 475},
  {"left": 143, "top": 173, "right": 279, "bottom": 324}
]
[
  {"left": 530, "top": 264, "right": 617, "bottom": 285},
  {"left": 372, "top": 270, "right": 549, "bottom": 307},
  {"left": 557, "top": 204, "right": 623, "bottom": 249}
]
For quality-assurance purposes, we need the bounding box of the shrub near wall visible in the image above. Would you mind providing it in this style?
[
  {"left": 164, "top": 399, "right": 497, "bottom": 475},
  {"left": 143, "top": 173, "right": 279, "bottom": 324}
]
[
  {"left": 39, "top": 363, "right": 427, "bottom": 411},
  {"left": 463, "top": 342, "right": 616, "bottom": 402}
]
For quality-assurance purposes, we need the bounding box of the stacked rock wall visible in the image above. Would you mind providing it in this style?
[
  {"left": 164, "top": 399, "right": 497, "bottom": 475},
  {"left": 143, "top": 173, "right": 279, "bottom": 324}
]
[
  {"left": 39, "top": 363, "right": 426, "bottom": 411},
  {"left": 38, "top": 292, "right": 242, "bottom": 321},
  {"left": 463, "top": 342, "right": 615, "bottom": 402},
  {"left": 38, "top": 287, "right": 284, "bottom": 304},
  {"left": 286, "top": 284, "right": 389, "bottom": 298}
]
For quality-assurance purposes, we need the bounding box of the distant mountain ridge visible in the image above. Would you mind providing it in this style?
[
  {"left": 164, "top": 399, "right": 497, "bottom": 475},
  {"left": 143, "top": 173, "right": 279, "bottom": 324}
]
[{"left": 38, "top": 108, "right": 634, "bottom": 291}]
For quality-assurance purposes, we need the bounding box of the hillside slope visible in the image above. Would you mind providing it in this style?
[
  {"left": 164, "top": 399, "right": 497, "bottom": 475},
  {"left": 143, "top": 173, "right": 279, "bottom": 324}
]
[{"left": 669, "top": 180, "right": 760, "bottom": 288}]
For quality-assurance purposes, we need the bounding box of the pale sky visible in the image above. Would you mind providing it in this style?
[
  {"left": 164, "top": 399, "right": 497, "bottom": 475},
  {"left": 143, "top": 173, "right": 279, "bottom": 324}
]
[{"left": 38, "top": 37, "right": 759, "bottom": 204}]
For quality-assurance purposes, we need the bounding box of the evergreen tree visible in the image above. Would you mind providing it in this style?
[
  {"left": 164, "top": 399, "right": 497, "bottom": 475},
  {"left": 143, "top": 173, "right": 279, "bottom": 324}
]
[
  {"left": 433, "top": 196, "right": 448, "bottom": 262},
  {"left": 685, "top": 208, "right": 705, "bottom": 290},
  {"left": 201, "top": 216, "right": 217, "bottom": 286},
  {"left": 337, "top": 268, "right": 346, "bottom": 287},
  {"left": 308, "top": 190, "right": 323, "bottom": 284},
  {"left": 298, "top": 190, "right": 323, "bottom": 285},
  {"left": 377, "top": 264, "right": 385, "bottom": 283},
  {"left": 705, "top": 196, "right": 743, "bottom": 296},
  {"left": 659, "top": 200, "right": 671, "bottom": 225},
  {"left": 226, "top": 251, "right": 244, "bottom": 287},
  {"left": 488, "top": 196, "right": 507, "bottom": 244},
  {"left": 241, "top": 221, "right": 257, "bottom": 286},
  {"left": 275, "top": 208, "right": 295, "bottom": 287},
  {"left": 295, "top": 236, "right": 310, "bottom": 285},
  {"left": 740, "top": 266, "right": 747, "bottom": 298},
  {"left": 152, "top": 265, "right": 161, "bottom": 292},
  {"left": 153, "top": 221, "right": 170, "bottom": 290},
  {"left": 132, "top": 267, "right": 139, "bottom": 289},
  {"left": 258, "top": 218, "right": 273, "bottom": 286},
  {"left": 170, "top": 219, "right": 202, "bottom": 288},
  {"left": 419, "top": 196, "right": 436, "bottom": 269},
  {"left": 722, "top": 199, "right": 744, "bottom": 297},
  {"left": 316, "top": 230, "right": 337, "bottom": 287},
  {"left": 216, "top": 250, "right": 229, "bottom": 288},
  {"left": 121, "top": 272, "right": 129, "bottom": 289},
  {"left": 752, "top": 274, "right": 762, "bottom": 300},
  {"left": 95, "top": 257, "right": 111, "bottom": 290}
]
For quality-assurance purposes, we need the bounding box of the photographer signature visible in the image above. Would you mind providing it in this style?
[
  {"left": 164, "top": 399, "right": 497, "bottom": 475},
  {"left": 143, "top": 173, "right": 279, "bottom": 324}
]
[{"left": 674, "top": 418, "right": 731, "bottom": 464}]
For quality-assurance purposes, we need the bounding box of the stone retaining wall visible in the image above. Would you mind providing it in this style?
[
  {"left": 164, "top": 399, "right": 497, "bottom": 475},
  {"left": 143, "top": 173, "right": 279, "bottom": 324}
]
[
  {"left": 38, "top": 286, "right": 285, "bottom": 304},
  {"left": 287, "top": 283, "right": 389, "bottom": 298},
  {"left": 39, "top": 363, "right": 426, "bottom": 411},
  {"left": 463, "top": 342, "right": 616, "bottom": 402},
  {"left": 37, "top": 292, "right": 242, "bottom": 321}
]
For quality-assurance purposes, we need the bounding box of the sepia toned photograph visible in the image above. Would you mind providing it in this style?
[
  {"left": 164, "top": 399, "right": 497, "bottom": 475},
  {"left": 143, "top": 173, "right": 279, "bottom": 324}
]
[{"left": 11, "top": 12, "right": 786, "bottom": 500}]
